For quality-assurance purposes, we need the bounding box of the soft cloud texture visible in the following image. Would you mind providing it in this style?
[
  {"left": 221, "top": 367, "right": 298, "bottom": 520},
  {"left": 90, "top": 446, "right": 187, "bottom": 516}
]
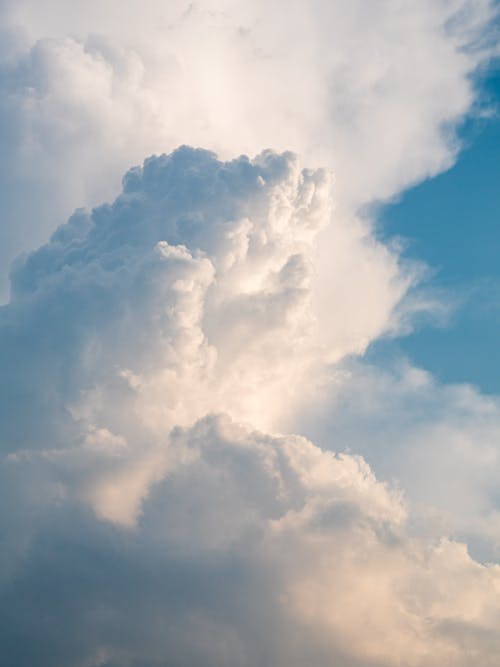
[
  {"left": 2, "top": 148, "right": 500, "bottom": 666},
  {"left": 1, "top": 2, "right": 500, "bottom": 665},
  {"left": 2, "top": 147, "right": 389, "bottom": 528},
  {"left": 4, "top": 414, "right": 500, "bottom": 667},
  {"left": 0, "top": 0, "right": 497, "bottom": 298},
  {"left": 293, "top": 358, "right": 500, "bottom": 560}
]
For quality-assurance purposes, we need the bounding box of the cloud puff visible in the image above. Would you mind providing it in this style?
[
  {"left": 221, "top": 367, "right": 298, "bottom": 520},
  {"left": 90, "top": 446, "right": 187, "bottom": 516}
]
[
  {"left": 0, "top": 0, "right": 497, "bottom": 297},
  {"left": 293, "top": 358, "right": 500, "bottom": 560},
  {"left": 2, "top": 148, "right": 338, "bottom": 527},
  {"left": 3, "top": 414, "right": 500, "bottom": 667},
  {"left": 2, "top": 146, "right": 411, "bottom": 465},
  {"left": 2, "top": 147, "right": 500, "bottom": 666},
  {"left": 0, "top": 3, "right": 499, "bottom": 665}
]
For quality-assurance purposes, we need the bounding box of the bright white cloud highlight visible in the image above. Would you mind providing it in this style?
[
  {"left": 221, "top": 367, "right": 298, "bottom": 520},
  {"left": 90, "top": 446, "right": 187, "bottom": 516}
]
[{"left": 0, "top": 0, "right": 497, "bottom": 298}]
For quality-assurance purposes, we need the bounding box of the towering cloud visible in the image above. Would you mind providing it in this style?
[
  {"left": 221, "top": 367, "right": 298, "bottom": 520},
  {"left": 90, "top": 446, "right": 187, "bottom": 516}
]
[
  {"left": 2, "top": 148, "right": 500, "bottom": 666},
  {"left": 1, "top": 2, "right": 500, "bottom": 665}
]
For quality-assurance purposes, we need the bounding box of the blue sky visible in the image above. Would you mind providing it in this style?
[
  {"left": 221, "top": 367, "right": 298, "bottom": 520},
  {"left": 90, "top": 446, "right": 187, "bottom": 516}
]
[{"left": 372, "top": 68, "right": 500, "bottom": 393}]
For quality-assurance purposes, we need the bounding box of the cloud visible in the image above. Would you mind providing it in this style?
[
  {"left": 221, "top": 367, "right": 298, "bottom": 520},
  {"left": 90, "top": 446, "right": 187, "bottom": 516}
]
[
  {"left": 0, "top": 0, "right": 497, "bottom": 298},
  {"left": 2, "top": 147, "right": 500, "bottom": 666},
  {"left": 3, "top": 414, "right": 500, "bottom": 667},
  {"left": 1, "top": 3, "right": 499, "bottom": 664},
  {"left": 0, "top": 148, "right": 338, "bottom": 535},
  {"left": 3, "top": 148, "right": 332, "bottom": 447},
  {"left": 292, "top": 358, "right": 500, "bottom": 560},
  {"left": 2, "top": 146, "right": 412, "bottom": 461}
]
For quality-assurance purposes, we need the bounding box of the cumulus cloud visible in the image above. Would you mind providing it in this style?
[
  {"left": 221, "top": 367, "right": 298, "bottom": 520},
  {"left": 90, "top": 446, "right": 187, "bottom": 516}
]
[
  {"left": 1, "top": 2, "right": 500, "bottom": 664},
  {"left": 3, "top": 415, "right": 500, "bottom": 667},
  {"left": 293, "top": 358, "right": 500, "bottom": 560},
  {"left": 2, "top": 146, "right": 412, "bottom": 459},
  {"left": 2, "top": 147, "right": 500, "bottom": 666},
  {"left": 0, "top": 0, "right": 497, "bottom": 298},
  {"left": 3, "top": 148, "right": 333, "bottom": 447}
]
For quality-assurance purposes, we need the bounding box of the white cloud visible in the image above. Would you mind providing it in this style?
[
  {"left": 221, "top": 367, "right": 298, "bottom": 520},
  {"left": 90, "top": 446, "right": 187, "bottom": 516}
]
[
  {"left": 2, "top": 147, "right": 412, "bottom": 455},
  {"left": 0, "top": 149, "right": 337, "bottom": 530},
  {"left": 292, "top": 358, "right": 500, "bottom": 560},
  {"left": 0, "top": 2, "right": 499, "bottom": 665},
  {"left": 2, "top": 147, "right": 500, "bottom": 665},
  {"left": 0, "top": 0, "right": 496, "bottom": 298},
  {"left": 3, "top": 413, "right": 500, "bottom": 666}
]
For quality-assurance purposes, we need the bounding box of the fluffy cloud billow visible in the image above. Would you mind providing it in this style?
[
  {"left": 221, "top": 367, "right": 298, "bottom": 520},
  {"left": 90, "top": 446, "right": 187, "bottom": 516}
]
[
  {"left": 293, "top": 358, "right": 500, "bottom": 561},
  {"left": 2, "top": 147, "right": 500, "bottom": 666},
  {"left": 5, "top": 414, "right": 500, "bottom": 667},
  {"left": 0, "top": 0, "right": 497, "bottom": 299},
  {"left": 1, "top": 1, "right": 500, "bottom": 665}
]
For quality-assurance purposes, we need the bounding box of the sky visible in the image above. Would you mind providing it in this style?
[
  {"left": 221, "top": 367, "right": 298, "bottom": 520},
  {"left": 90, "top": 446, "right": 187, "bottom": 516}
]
[
  {"left": 374, "top": 69, "right": 500, "bottom": 393},
  {"left": 1, "top": 2, "right": 500, "bottom": 666}
]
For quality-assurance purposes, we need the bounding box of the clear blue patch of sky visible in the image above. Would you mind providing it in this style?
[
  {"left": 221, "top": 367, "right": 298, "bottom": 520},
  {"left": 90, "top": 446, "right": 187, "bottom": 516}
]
[{"left": 369, "top": 68, "right": 500, "bottom": 394}]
